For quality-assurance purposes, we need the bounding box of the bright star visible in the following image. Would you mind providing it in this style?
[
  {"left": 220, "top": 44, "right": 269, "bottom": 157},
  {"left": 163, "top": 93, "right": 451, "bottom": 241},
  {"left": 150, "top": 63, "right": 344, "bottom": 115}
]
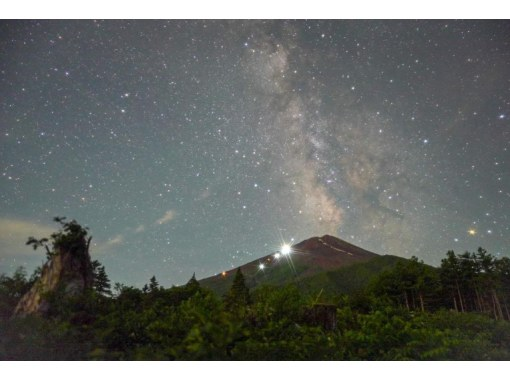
[
  {"left": 468, "top": 229, "right": 476, "bottom": 236},
  {"left": 259, "top": 263, "right": 265, "bottom": 270},
  {"left": 274, "top": 252, "right": 281, "bottom": 259}
]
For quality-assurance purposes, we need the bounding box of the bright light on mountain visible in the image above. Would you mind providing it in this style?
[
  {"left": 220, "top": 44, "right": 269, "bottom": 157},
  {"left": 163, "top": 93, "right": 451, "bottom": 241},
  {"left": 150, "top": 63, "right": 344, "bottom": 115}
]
[{"left": 281, "top": 244, "right": 291, "bottom": 255}]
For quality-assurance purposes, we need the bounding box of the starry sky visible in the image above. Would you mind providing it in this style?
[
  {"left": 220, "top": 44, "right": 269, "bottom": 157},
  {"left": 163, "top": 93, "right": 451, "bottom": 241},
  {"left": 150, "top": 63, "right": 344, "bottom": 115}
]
[{"left": 0, "top": 20, "right": 509, "bottom": 287}]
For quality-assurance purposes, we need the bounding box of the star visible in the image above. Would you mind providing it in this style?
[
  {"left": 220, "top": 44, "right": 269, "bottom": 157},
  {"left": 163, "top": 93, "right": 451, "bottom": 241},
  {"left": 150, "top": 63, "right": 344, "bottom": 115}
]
[{"left": 0, "top": 20, "right": 507, "bottom": 288}]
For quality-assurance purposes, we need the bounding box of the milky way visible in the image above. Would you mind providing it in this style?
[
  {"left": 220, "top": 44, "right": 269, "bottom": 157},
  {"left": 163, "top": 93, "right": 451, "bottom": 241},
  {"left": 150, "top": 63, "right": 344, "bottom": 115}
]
[{"left": 1, "top": 20, "right": 509, "bottom": 287}]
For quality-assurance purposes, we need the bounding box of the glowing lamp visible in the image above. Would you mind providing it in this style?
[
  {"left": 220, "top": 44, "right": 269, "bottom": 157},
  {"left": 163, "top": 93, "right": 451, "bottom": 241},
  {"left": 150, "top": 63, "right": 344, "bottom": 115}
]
[{"left": 281, "top": 244, "right": 291, "bottom": 255}]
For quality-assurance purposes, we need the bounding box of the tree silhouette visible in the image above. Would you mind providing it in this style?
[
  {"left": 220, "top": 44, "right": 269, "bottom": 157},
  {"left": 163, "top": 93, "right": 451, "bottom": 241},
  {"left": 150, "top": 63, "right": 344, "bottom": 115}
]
[
  {"left": 371, "top": 257, "right": 439, "bottom": 312},
  {"left": 26, "top": 217, "right": 91, "bottom": 260},
  {"left": 224, "top": 268, "right": 250, "bottom": 311},
  {"left": 439, "top": 248, "right": 508, "bottom": 319},
  {"left": 440, "top": 250, "right": 465, "bottom": 312},
  {"left": 185, "top": 272, "right": 200, "bottom": 293},
  {"left": 148, "top": 276, "right": 160, "bottom": 293},
  {"left": 92, "top": 260, "right": 112, "bottom": 297}
]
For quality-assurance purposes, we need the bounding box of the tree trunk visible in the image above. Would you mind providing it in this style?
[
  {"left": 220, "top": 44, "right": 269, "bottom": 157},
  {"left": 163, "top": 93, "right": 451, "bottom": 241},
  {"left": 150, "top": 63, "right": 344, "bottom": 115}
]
[
  {"left": 419, "top": 292, "right": 425, "bottom": 312},
  {"left": 492, "top": 290, "right": 504, "bottom": 320},
  {"left": 503, "top": 302, "right": 510, "bottom": 321},
  {"left": 456, "top": 282, "right": 465, "bottom": 313},
  {"left": 474, "top": 287, "right": 483, "bottom": 313},
  {"left": 492, "top": 293, "right": 498, "bottom": 320},
  {"left": 404, "top": 292, "right": 410, "bottom": 311}
]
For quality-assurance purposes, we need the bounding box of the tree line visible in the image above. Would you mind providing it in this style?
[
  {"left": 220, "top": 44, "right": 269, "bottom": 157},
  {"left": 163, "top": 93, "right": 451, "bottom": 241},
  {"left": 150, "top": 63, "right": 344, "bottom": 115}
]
[
  {"left": 370, "top": 249, "right": 510, "bottom": 320},
  {"left": 0, "top": 219, "right": 509, "bottom": 360}
]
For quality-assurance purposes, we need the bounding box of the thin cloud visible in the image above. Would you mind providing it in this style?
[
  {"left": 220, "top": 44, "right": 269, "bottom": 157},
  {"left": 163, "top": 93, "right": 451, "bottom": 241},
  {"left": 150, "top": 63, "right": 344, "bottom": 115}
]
[
  {"left": 92, "top": 234, "right": 124, "bottom": 255},
  {"left": 134, "top": 225, "right": 145, "bottom": 233},
  {"left": 155, "top": 210, "right": 176, "bottom": 225},
  {"left": 106, "top": 234, "right": 123, "bottom": 245},
  {"left": 0, "top": 218, "right": 55, "bottom": 258}
]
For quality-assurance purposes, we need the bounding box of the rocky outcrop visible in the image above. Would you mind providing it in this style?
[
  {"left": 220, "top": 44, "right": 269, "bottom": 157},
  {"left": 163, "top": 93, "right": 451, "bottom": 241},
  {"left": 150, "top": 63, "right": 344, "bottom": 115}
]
[{"left": 13, "top": 237, "right": 93, "bottom": 317}]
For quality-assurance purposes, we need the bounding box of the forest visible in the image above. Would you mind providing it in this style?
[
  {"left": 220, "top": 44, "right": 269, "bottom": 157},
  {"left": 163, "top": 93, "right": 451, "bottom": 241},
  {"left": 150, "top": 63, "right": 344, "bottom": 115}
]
[{"left": 1, "top": 220, "right": 510, "bottom": 360}]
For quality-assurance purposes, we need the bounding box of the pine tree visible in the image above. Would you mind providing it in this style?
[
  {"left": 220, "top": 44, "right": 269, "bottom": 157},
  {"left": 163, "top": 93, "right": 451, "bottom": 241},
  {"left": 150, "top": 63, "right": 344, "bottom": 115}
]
[
  {"left": 185, "top": 272, "right": 200, "bottom": 293},
  {"left": 92, "top": 260, "right": 112, "bottom": 297},
  {"left": 440, "top": 251, "right": 465, "bottom": 312},
  {"left": 149, "top": 276, "right": 160, "bottom": 292},
  {"left": 224, "top": 268, "right": 250, "bottom": 311}
]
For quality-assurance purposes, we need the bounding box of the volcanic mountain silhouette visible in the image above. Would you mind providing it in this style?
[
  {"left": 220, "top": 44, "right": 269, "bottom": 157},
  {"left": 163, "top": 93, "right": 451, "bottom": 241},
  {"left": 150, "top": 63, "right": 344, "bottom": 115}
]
[{"left": 199, "top": 235, "right": 400, "bottom": 296}]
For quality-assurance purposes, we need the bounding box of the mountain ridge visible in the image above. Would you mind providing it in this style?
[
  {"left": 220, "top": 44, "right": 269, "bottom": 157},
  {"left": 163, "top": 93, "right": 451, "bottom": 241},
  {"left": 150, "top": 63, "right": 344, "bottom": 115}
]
[{"left": 199, "top": 234, "right": 389, "bottom": 295}]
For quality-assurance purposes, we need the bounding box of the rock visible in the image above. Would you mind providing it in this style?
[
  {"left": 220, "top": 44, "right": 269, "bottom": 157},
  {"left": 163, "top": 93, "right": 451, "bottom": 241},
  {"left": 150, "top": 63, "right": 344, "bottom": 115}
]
[{"left": 13, "top": 236, "right": 93, "bottom": 318}]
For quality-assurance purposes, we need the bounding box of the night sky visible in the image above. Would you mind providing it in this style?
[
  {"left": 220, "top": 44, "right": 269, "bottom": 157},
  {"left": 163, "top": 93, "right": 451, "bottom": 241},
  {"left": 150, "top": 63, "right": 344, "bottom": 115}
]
[{"left": 1, "top": 20, "right": 509, "bottom": 287}]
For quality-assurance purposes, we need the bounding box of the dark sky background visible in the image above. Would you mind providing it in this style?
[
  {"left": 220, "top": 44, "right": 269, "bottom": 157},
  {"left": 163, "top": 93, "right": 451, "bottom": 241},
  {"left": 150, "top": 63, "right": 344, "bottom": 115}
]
[{"left": 0, "top": 20, "right": 509, "bottom": 287}]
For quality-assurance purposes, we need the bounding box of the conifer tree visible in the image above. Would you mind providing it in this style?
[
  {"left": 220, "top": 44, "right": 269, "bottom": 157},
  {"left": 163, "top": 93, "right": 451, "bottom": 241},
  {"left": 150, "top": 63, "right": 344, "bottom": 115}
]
[
  {"left": 185, "top": 272, "right": 200, "bottom": 293},
  {"left": 149, "top": 276, "right": 160, "bottom": 292},
  {"left": 224, "top": 268, "right": 250, "bottom": 311},
  {"left": 92, "top": 260, "right": 112, "bottom": 297}
]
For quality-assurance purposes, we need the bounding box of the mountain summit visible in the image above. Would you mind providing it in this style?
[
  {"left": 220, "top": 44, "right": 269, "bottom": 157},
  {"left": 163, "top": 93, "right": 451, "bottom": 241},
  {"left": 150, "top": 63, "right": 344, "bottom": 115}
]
[
  {"left": 199, "top": 235, "right": 388, "bottom": 295},
  {"left": 290, "top": 235, "right": 379, "bottom": 276}
]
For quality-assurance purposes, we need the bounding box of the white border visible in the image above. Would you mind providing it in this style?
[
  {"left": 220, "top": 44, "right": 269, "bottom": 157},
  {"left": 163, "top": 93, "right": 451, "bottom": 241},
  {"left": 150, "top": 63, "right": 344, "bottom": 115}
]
[{"left": 2, "top": 1, "right": 510, "bottom": 19}]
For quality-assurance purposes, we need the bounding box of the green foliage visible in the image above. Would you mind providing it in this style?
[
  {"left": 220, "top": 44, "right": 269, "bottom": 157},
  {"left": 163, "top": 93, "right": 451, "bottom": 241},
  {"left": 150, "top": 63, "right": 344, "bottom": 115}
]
[
  {"left": 251, "top": 284, "right": 305, "bottom": 324},
  {"left": 148, "top": 276, "right": 160, "bottom": 292},
  {"left": 439, "top": 249, "right": 510, "bottom": 319},
  {"left": 370, "top": 256, "right": 441, "bottom": 311},
  {"left": 0, "top": 315, "right": 95, "bottom": 360},
  {"left": 0, "top": 267, "right": 34, "bottom": 320},
  {"left": 26, "top": 217, "right": 90, "bottom": 260},
  {"left": 223, "top": 268, "right": 251, "bottom": 313},
  {"left": 185, "top": 273, "right": 200, "bottom": 293},
  {"left": 301, "top": 255, "right": 407, "bottom": 297},
  {"left": 92, "top": 260, "right": 112, "bottom": 297},
  {"left": 2, "top": 243, "right": 510, "bottom": 360},
  {"left": 50, "top": 216, "right": 89, "bottom": 251}
]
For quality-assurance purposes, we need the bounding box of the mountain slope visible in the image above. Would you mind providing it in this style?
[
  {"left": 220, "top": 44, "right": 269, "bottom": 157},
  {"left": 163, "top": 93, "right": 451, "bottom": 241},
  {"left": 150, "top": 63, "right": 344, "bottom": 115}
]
[
  {"left": 298, "top": 254, "right": 408, "bottom": 296},
  {"left": 199, "top": 235, "right": 394, "bottom": 296}
]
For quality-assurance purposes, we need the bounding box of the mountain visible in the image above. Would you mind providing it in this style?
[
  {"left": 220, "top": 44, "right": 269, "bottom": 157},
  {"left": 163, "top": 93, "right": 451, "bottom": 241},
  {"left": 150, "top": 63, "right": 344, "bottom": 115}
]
[{"left": 199, "top": 235, "right": 405, "bottom": 296}]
